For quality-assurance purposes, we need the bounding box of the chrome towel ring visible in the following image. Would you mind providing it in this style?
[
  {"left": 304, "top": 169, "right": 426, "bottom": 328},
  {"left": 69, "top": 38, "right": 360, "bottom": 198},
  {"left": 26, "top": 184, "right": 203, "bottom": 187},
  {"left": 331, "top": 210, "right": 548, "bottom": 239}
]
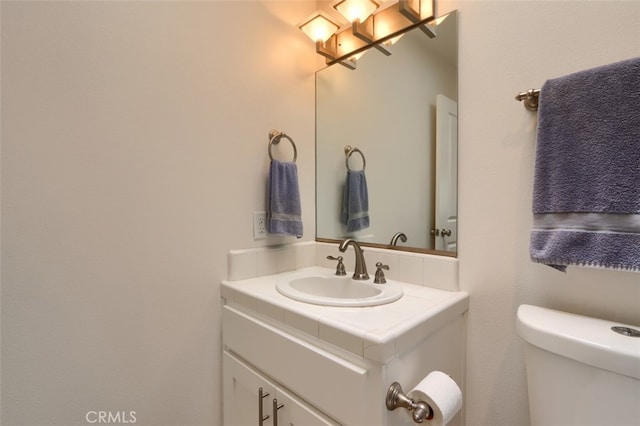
[
  {"left": 344, "top": 145, "right": 366, "bottom": 171},
  {"left": 268, "top": 129, "right": 297, "bottom": 163}
]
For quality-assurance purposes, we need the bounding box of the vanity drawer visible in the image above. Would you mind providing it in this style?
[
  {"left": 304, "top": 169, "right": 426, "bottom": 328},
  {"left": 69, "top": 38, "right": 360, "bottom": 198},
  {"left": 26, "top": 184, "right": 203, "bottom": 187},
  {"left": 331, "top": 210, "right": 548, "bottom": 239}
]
[{"left": 222, "top": 306, "right": 371, "bottom": 425}]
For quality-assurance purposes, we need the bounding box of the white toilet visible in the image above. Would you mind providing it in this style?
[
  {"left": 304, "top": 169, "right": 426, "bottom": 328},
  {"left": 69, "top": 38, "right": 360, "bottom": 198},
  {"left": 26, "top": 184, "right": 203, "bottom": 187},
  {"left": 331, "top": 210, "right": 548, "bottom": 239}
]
[{"left": 517, "top": 304, "right": 640, "bottom": 426}]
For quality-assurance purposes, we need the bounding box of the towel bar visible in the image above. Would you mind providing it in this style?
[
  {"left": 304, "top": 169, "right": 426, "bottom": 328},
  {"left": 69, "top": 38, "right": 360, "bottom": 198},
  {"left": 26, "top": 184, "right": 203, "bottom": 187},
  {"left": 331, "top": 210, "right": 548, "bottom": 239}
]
[
  {"left": 268, "top": 130, "right": 297, "bottom": 163},
  {"left": 515, "top": 88, "right": 540, "bottom": 111},
  {"left": 344, "top": 145, "right": 366, "bottom": 171}
]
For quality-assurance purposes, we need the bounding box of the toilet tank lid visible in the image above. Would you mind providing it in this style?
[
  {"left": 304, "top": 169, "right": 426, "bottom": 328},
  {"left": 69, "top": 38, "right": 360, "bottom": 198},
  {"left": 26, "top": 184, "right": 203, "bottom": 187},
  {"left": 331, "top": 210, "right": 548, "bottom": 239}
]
[{"left": 517, "top": 304, "right": 640, "bottom": 380}]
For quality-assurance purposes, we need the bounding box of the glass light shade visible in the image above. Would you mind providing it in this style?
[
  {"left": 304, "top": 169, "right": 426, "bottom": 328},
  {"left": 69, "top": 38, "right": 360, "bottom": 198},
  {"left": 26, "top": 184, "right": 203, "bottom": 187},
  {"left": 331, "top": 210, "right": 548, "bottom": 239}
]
[
  {"left": 374, "top": 15, "right": 395, "bottom": 39},
  {"left": 433, "top": 14, "right": 450, "bottom": 26},
  {"left": 332, "top": 0, "right": 380, "bottom": 23},
  {"left": 298, "top": 11, "right": 340, "bottom": 43},
  {"left": 382, "top": 34, "right": 404, "bottom": 47},
  {"left": 349, "top": 50, "right": 367, "bottom": 61}
]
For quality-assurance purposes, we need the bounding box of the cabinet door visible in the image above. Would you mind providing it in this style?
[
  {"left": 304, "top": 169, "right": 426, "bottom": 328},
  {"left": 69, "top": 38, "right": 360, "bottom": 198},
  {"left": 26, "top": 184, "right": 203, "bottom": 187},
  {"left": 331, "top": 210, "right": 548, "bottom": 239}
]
[
  {"left": 223, "top": 305, "right": 372, "bottom": 425},
  {"left": 223, "top": 352, "right": 275, "bottom": 426},
  {"left": 275, "top": 386, "right": 340, "bottom": 426},
  {"left": 224, "top": 351, "right": 340, "bottom": 426}
]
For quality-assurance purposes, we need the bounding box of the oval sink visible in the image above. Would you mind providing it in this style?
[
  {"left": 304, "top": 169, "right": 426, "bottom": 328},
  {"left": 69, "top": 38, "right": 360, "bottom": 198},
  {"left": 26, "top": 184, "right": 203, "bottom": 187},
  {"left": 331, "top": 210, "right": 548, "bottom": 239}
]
[{"left": 276, "top": 273, "right": 403, "bottom": 307}]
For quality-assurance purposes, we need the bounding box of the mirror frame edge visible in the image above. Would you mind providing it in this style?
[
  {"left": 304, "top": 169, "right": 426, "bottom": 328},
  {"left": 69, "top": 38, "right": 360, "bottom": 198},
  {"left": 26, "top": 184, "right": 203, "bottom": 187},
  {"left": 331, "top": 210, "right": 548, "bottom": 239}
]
[{"left": 316, "top": 238, "right": 457, "bottom": 257}]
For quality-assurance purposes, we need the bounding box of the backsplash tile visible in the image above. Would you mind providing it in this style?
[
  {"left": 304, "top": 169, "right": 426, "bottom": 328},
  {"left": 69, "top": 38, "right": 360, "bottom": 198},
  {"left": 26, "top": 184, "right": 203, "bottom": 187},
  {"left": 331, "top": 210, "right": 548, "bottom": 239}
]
[
  {"left": 228, "top": 241, "right": 458, "bottom": 291},
  {"left": 256, "top": 249, "right": 278, "bottom": 277},
  {"left": 276, "top": 245, "right": 296, "bottom": 272},
  {"left": 294, "top": 241, "right": 316, "bottom": 269},
  {"left": 227, "top": 249, "right": 258, "bottom": 281},
  {"left": 228, "top": 242, "right": 317, "bottom": 281},
  {"left": 396, "top": 254, "right": 425, "bottom": 284},
  {"left": 423, "top": 256, "right": 459, "bottom": 291}
]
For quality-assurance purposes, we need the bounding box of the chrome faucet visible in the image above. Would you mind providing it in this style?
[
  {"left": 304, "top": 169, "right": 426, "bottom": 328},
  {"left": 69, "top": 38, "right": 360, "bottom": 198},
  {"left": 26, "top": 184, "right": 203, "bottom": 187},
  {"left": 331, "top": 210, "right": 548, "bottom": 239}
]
[
  {"left": 338, "top": 239, "right": 369, "bottom": 280},
  {"left": 390, "top": 232, "right": 407, "bottom": 246}
]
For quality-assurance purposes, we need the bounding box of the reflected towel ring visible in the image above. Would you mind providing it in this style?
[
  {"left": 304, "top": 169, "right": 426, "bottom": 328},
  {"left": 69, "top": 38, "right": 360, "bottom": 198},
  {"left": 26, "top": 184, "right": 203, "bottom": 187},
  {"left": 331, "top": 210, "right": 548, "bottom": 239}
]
[
  {"left": 344, "top": 145, "right": 366, "bottom": 171},
  {"left": 268, "top": 129, "right": 297, "bottom": 163}
]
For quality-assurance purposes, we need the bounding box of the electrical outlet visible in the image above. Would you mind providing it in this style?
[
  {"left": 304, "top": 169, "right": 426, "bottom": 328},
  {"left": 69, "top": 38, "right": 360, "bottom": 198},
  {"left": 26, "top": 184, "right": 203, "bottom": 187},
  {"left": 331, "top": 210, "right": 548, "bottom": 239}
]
[{"left": 253, "top": 211, "right": 267, "bottom": 239}]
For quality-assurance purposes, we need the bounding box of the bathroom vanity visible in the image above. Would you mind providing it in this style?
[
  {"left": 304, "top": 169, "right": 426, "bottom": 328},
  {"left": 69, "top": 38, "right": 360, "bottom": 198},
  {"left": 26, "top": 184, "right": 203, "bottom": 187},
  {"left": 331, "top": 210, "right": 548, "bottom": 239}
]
[{"left": 221, "top": 266, "right": 468, "bottom": 425}]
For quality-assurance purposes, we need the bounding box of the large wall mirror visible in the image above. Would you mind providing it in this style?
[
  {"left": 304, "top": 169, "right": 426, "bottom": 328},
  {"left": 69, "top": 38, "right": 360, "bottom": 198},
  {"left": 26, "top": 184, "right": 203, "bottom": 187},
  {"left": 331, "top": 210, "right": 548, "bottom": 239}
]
[{"left": 316, "top": 10, "right": 458, "bottom": 256}]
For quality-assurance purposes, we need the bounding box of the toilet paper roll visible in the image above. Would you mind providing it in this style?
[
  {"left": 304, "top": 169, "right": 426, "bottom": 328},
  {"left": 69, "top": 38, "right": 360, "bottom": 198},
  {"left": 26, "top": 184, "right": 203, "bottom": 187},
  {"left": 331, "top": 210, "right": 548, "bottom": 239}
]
[{"left": 408, "top": 371, "right": 462, "bottom": 426}]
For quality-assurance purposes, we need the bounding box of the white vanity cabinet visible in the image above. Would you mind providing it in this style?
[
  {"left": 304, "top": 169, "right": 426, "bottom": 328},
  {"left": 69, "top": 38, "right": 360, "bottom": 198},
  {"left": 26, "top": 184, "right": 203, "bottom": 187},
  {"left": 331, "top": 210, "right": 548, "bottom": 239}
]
[
  {"left": 222, "top": 306, "right": 381, "bottom": 425},
  {"left": 221, "top": 269, "right": 468, "bottom": 426}
]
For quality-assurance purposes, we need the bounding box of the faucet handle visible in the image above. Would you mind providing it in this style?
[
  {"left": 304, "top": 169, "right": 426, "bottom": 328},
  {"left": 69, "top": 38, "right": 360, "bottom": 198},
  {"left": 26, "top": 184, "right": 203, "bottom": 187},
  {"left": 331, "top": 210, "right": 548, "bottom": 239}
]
[
  {"left": 327, "top": 256, "right": 347, "bottom": 276},
  {"left": 374, "top": 262, "right": 389, "bottom": 284}
]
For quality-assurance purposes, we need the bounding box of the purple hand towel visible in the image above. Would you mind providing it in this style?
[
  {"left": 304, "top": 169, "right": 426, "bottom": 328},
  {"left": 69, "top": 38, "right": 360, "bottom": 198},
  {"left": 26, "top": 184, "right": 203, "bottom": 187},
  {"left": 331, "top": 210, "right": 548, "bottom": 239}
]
[
  {"left": 267, "top": 160, "right": 303, "bottom": 238},
  {"left": 530, "top": 57, "right": 640, "bottom": 272},
  {"left": 341, "top": 170, "right": 370, "bottom": 233}
]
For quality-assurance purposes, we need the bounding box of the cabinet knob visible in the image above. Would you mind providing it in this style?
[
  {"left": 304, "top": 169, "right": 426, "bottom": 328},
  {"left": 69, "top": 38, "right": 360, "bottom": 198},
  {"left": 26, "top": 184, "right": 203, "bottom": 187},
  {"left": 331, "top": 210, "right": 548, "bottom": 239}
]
[
  {"left": 272, "top": 398, "right": 284, "bottom": 426},
  {"left": 441, "top": 228, "right": 452, "bottom": 237}
]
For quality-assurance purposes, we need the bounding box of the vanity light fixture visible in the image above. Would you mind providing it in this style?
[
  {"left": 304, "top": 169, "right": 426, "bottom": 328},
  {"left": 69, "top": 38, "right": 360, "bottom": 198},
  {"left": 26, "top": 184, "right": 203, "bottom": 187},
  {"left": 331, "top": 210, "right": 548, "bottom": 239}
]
[
  {"left": 298, "top": 11, "right": 357, "bottom": 69},
  {"left": 333, "top": 0, "right": 380, "bottom": 24},
  {"left": 333, "top": 0, "right": 392, "bottom": 57},
  {"left": 298, "top": 11, "right": 340, "bottom": 44},
  {"left": 298, "top": 0, "right": 436, "bottom": 69}
]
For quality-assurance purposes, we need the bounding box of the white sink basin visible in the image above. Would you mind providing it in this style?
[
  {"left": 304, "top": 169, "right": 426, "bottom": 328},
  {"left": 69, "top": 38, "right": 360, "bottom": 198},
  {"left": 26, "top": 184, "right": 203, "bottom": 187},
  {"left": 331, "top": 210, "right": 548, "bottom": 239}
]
[{"left": 276, "top": 272, "right": 403, "bottom": 307}]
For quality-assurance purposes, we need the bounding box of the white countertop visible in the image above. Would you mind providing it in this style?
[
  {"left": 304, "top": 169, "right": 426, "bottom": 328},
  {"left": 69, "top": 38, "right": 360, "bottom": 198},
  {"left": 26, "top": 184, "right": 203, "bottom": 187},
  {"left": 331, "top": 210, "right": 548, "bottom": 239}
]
[{"left": 222, "top": 266, "right": 469, "bottom": 364}]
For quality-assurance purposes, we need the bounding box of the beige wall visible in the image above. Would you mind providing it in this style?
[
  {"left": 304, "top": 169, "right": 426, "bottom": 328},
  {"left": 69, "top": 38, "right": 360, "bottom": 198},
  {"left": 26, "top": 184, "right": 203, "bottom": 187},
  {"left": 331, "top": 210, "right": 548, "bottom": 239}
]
[
  {"left": 1, "top": 1, "right": 316, "bottom": 425},
  {"left": 453, "top": 1, "right": 640, "bottom": 425},
  {"left": 2, "top": 1, "right": 639, "bottom": 426}
]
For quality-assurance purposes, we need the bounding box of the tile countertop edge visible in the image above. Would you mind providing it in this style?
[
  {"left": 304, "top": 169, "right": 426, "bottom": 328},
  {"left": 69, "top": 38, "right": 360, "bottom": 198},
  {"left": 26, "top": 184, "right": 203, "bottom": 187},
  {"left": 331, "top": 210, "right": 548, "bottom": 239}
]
[{"left": 221, "top": 267, "right": 469, "bottom": 363}]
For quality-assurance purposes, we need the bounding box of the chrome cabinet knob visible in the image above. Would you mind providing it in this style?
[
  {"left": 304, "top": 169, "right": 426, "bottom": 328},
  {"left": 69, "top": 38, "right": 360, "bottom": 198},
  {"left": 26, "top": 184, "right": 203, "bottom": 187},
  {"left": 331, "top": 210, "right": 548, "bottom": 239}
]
[{"left": 441, "top": 229, "right": 452, "bottom": 237}]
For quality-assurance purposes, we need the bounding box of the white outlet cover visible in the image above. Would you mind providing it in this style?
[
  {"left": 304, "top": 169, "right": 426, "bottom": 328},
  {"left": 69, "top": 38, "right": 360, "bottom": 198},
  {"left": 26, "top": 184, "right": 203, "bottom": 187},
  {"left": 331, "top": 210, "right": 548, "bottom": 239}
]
[{"left": 253, "top": 211, "right": 267, "bottom": 239}]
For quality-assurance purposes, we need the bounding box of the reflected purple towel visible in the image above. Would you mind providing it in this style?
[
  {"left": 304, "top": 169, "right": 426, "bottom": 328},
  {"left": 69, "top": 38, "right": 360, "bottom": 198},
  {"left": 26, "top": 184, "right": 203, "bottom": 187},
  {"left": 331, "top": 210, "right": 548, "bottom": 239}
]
[
  {"left": 530, "top": 57, "right": 640, "bottom": 271},
  {"left": 267, "top": 160, "right": 303, "bottom": 238},
  {"left": 341, "top": 170, "right": 369, "bottom": 233}
]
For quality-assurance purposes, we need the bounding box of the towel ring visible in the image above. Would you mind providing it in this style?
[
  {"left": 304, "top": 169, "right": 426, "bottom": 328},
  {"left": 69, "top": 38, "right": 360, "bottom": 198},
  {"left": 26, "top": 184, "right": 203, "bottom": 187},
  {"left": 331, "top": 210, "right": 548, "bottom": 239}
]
[
  {"left": 268, "top": 130, "right": 297, "bottom": 163},
  {"left": 344, "top": 145, "right": 366, "bottom": 171}
]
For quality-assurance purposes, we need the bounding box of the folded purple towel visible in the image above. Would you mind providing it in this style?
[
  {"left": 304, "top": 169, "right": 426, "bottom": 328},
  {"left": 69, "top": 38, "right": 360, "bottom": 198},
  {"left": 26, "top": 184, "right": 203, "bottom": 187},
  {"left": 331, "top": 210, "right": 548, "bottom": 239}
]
[
  {"left": 341, "top": 170, "right": 369, "bottom": 233},
  {"left": 267, "top": 160, "right": 303, "bottom": 238},
  {"left": 530, "top": 57, "right": 640, "bottom": 272}
]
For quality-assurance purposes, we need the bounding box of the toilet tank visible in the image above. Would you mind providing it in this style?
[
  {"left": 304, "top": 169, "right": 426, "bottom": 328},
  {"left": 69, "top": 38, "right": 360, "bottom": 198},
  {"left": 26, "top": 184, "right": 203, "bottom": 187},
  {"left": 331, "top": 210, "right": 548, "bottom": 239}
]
[{"left": 517, "top": 304, "right": 640, "bottom": 426}]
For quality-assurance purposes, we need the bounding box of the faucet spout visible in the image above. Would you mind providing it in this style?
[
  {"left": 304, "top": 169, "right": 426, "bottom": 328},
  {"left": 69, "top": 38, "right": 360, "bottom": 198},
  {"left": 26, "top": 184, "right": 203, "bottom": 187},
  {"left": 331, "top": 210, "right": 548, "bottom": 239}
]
[
  {"left": 390, "top": 232, "right": 408, "bottom": 246},
  {"left": 338, "top": 239, "right": 369, "bottom": 280}
]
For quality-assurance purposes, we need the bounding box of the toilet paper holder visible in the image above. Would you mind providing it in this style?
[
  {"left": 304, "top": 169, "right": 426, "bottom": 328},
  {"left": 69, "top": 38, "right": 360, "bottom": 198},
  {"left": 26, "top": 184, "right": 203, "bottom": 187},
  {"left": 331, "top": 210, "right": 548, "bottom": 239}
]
[{"left": 386, "top": 382, "right": 434, "bottom": 423}]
